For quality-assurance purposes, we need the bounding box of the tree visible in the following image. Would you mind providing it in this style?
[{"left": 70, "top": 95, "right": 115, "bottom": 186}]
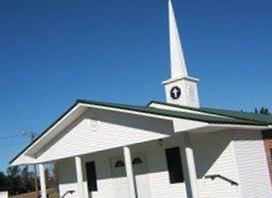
[
  {"left": 254, "top": 107, "right": 270, "bottom": 115},
  {"left": 6, "top": 166, "right": 21, "bottom": 194},
  {"left": 260, "top": 107, "right": 270, "bottom": 115},
  {"left": 1, "top": 163, "right": 59, "bottom": 196},
  {"left": 0, "top": 171, "right": 8, "bottom": 191},
  {"left": 48, "top": 163, "right": 59, "bottom": 193},
  {"left": 20, "top": 166, "right": 34, "bottom": 193},
  {"left": 6, "top": 166, "right": 20, "bottom": 177}
]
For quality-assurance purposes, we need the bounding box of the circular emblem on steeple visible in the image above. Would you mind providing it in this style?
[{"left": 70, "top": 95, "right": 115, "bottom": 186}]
[{"left": 170, "top": 86, "right": 181, "bottom": 100}]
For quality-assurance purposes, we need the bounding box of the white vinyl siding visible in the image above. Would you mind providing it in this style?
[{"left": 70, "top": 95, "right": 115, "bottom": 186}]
[
  {"left": 36, "top": 109, "right": 173, "bottom": 162},
  {"left": 146, "top": 138, "right": 188, "bottom": 198},
  {"left": 232, "top": 131, "right": 272, "bottom": 198},
  {"left": 193, "top": 132, "right": 239, "bottom": 198},
  {"left": 57, "top": 158, "right": 78, "bottom": 198}
]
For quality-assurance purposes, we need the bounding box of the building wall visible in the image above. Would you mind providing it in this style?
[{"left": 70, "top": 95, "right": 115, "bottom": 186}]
[
  {"left": 57, "top": 132, "right": 240, "bottom": 198},
  {"left": 57, "top": 158, "right": 78, "bottom": 198},
  {"left": 145, "top": 136, "right": 188, "bottom": 198},
  {"left": 193, "top": 132, "right": 239, "bottom": 198},
  {"left": 262, "top": 130, "right": 272, "bottom": 184},
  {"left": 232, "top": 130, "right": 272, "bottom": 198}
]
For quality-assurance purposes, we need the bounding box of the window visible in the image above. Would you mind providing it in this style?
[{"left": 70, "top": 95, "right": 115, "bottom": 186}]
[
  {"left": 165, "top": 147, "right": 184, "bottom": 184},
  {"left": 114, "top": 160, "right": 125, "bottom": 168},
  {"left": 85, "top": 161, "right": 98, "bottom": 192},
  {"left": 132, "top": 157, "right": 143, "bottom": 165}
]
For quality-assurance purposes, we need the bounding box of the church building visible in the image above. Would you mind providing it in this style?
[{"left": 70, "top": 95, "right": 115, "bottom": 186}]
[{"left": 10, "top": 1, "right": 272, "bottom": 198}]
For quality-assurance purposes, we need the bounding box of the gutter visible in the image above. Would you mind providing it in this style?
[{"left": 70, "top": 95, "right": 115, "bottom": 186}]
[{"left": 208, "top": 124, "right": 272, "bottom": 131}]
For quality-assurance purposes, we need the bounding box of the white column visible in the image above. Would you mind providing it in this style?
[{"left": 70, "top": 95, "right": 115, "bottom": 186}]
[
  {"left": 75, "top": 156, "right": 85, "bottom": 198},
  {"left": 38, "top": 163, "right": 47, "bottom": 198},
  {"left": 183, "top": 133, "right": 199, "bottom": 198},
  {"left": 123, "top": 146, "right": 137, "bottom": 198}
]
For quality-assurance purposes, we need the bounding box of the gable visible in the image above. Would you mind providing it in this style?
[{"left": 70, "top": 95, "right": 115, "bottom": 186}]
[{"left": 32, "top": 108, "right": 174, "bottom": 163}]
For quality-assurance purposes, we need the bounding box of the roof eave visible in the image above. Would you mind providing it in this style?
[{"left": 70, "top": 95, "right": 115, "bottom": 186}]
[{"left": 208, "top": 123, "right": 272, "bottom": 131}]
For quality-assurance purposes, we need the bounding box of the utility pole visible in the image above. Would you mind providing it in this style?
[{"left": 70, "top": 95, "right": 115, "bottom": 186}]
[{"left": 22, "top": 131, "right": 39, "bottom": 198}]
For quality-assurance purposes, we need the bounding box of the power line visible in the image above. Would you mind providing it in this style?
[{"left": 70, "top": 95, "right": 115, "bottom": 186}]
[
  {"left": 21, "top": 131, "right": 38, "bottom": 142},
  {"left": 0, "top": 130, "right": 39, "bottom": 195},
  {"left": 0, "top": 131, "right": 39, "bottom": 141},
  {"left": 0, "top": 133, "right": 22, "bottom": 140},
  {"left": 21, "top": 131, "right": 39, "bottom": 196}
]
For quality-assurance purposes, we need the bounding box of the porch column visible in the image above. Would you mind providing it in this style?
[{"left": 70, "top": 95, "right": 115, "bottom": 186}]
[
  {"left": 123, "top": 146, "right": 137, "bottom": 198},
  {"left": 38, "top": 163, "right": 47, "bottom": 198},
  {"left": 75, "top": 156, "right": 85, "bottom": 198},
  {"left": 183, "top": 133, "right": 199, "bottom": 198}
]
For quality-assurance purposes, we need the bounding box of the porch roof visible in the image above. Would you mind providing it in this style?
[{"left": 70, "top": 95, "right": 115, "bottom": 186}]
[{"left": 10, "top": 99, "right": 271, "bottom": 165}]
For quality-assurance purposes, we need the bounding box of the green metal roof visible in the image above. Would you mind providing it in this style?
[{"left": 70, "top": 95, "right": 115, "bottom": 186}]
[
  {"left": 200, "top": 107, "right": 272, "bottom": 125},
  {"left": 10, "top": 99, "right": 270, "bottom": 164},
  {"left": 78, "top": 100, "right": 268, "bottom": 126},
  {"left": 149, "top": 101, "right": 272, "bottom": 125}
]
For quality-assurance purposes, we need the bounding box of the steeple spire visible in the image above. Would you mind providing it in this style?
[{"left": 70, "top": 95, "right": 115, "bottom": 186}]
[
  {"left": 163, "top": 0, "right": 200, "bottom": 108},
  {"left": 168, "top": 0, "right": 188, "bottom": 78}
]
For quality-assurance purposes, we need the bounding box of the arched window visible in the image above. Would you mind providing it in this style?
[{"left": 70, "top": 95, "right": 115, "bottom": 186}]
[
  {"left": 132, "top": 157, "right": 143, "bottom": 165},
  {"left": 115, "top": 160, "right": 125, "bottom": 168}
]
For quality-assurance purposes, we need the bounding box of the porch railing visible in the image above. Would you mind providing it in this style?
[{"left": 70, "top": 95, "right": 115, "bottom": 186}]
[
  {"left": 60, "top": 190, "right": 75, "bottom": 198},
  {"left": 204, "top": 174, "right": 239, "bottom": 186}
]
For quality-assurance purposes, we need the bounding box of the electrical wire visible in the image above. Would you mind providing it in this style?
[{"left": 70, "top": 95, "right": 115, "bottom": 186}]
[{"left": 0, "top": 133, "right": 22, "bottom": 140}]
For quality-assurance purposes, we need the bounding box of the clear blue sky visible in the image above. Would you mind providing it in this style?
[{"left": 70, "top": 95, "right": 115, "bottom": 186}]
[{"left": 0, "top": 0, "right": 271, "bottom": 171}]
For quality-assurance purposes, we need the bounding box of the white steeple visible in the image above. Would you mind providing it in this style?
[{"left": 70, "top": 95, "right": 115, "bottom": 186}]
[
  {"left": 168, "top": 0, "right": 188, "bottom": 79},
  {"left": 163, "top": 0, "right": 200, "bottom": 108}
]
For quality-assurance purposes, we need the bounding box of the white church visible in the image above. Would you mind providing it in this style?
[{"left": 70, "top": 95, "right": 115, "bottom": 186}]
[{"left": 10, "top": 1, "right": 272, "bottom": 198}]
